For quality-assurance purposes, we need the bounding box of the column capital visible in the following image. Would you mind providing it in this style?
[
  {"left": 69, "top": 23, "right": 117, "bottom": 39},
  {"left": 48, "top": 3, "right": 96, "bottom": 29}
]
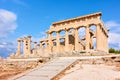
[
  {"left": 65, "top": 28, "right": 69, "bottom": 31},
  {"left": 75, "top": 28, "right": 78, "bottom": 30},
  {"left": 56, "top": 31, "right": 60, "bottom": 34},
  {"left": 27, "top": 36, "right": 32, "bottom": 38},
  {"left": 85, "top": 25, "right": 90, "bottom": 28},
  {"left": 34, "top": 42, "right": 37, "bottom": 43},
  {"left": 95, "top": 23, "right": 101, "bottom": 27},
  {"left": 17, "top": 39, "right": 21, "bottom": 42}
]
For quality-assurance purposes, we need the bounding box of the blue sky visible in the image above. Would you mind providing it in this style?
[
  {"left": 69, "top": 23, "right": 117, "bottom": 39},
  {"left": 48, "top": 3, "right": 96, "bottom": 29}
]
[{"left": 0, "top": 0, "right": 120, "bottom": 58}]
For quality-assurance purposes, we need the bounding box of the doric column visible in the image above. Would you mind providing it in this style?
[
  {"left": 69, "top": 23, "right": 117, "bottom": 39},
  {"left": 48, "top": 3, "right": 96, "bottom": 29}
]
[
  {"left": 39, "top": 41, "right": 43, "bottom": 54},
  {"left": 96, "top": 24, "right": 101, "bottom": 50},
  {"left": 57, "top": 32, "right": 60, "bottom": 52},
  {"left": 27, "top": 36, "right": 31, "bottom": 54},
  {"left": 90, "top": 36, "right": 93, "bottom": 49},
  {"left": 103, "top": 31, "right": 108, "bottom": 53},
  {"left": 102, "top": 30, "right": 105, "bottom": 51},
  {"left": 65, "top": 30, "right": 69, "bottom": 52},
  {"left": 106, "top": 35, "right": 109, "bottom": 53},
  {"left": 33, "top": 42, "right": 37, "bottom": 54},
  {"left": 34, "top": 42, "right": 37, "bottom": 49},
  {"left": 85, "top": 25, "right": 90, "bottom": 51},
  {"left": 23, "top": 38, "right": 27, "bottom": 55},
  {"left": 40, "top": 41, "right": 42, "bottom": 49},
  {"left": 48, "top": 33, "right": 52, "bottom": 53},
  {"left": 16, "top": 39, "right": 21, "bottom": 56},
  {"left": 17, "top": 39, "right": 21, "bottom": 52},
  {"left": 75, "top": 28, "right": 79, "bottom": 51}
]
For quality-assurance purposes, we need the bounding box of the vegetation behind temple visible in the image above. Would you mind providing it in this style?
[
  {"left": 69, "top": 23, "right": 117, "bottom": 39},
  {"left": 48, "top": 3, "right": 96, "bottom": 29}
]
[{"left": 109, "top": 48, "right": 120, "bottom": 54}]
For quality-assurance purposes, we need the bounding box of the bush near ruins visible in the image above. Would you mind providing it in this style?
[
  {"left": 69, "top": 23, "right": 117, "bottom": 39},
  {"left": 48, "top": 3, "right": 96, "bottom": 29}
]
[{"left": 109, "top": 48, "right": 120, "bottom": 54}]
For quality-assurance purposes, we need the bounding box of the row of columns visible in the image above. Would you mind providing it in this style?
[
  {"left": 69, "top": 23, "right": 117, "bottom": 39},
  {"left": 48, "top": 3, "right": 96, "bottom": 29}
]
[
  {"left": 47, "top": 23, "right": 108, "bottom": 53},
  {"left": 16, "top": 36, "right": 31, "bottom": 56},
  {"left": 16, "top": 24, "right": 108, "bottom": 55},
  {"left": 48, "top": 25, "right": 91, "bottom": 53}
]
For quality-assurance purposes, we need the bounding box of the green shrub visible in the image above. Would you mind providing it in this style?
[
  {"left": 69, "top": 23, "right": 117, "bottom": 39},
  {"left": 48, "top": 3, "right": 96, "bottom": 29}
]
[
  {"left": 115, "top": 50, "right": 120, "bottom": 54},
  {"left": 109, "top": 48, "right": 120, "bottom": 54},
  {"left": 109, "top": 48, "right": 115, "bottom": 53},
  {"left": 80, "top": 51, "right": 86, "bottom": 54}
]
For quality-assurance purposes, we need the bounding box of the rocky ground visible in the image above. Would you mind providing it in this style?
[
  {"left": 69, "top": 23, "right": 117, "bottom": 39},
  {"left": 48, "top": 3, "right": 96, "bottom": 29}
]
[
  {"left": 58, "top": 58, "right": 120, "bottom": 80},
  {"left": 59, "top": 64, "right": 120, "bottom": 80},
  {"left": 0, "top": 59, "right": 44, "bottom": 80},
  {"left": 0, "top": 55, "right": 120, "bottom": 80},
  {"left": 0, "top": 70, "right": 25, "bottom": 80}
]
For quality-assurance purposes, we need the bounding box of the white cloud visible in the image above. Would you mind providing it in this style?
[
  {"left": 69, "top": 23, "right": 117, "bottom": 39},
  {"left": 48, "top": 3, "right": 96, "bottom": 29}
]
[
  {"left": 105, "top": 21, "right": 120, "bottom": 33},
  {"left": 105, "top": 21, "right": 120, "bottom": 28},
  {"left": 108, "top": 32, "right": 120, "bottom": 44},
  {"left": 0, "top": 40, "right": 17, "bottom": 58},
  {"left": 0, "top": 44, "right": 5, "bottom": 48},
  {"left": 0, "top": 9, "right": 17, "bottom": 38},
  {"left": 31, "top": 31, "right": 47, "bottom": 43},
  {"left": 108, "top": 32, "right": 120, "bottom": 49},
  {"left": 105, "top": 21, "right": 120, "bottom": 49}
]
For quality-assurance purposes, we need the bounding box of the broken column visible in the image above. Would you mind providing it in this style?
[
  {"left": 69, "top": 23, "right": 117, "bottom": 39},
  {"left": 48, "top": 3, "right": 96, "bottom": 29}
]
[{"left": 15, "top": 38, "right": 21, "bottom": 57}]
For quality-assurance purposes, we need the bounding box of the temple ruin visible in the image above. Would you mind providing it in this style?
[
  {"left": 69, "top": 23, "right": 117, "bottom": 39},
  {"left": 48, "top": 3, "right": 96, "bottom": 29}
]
[{"left": 10, "top": 12, "right": 109, "bottom": 58}]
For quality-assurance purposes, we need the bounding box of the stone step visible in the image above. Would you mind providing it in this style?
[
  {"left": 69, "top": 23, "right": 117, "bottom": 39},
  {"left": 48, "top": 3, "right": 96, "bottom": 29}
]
[{"left": 11, "top": 58, "right": 77, "bottom": 80}]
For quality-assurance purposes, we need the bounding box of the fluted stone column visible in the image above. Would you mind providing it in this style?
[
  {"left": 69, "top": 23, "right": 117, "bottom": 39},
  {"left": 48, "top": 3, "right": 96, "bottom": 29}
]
[
  {"left": 27, "top": 36, "right": 31, "bottom": 54},
  {"left": 17, "top": 39, "right": 21, "bottom": 52},
  {"left": 96, "top": 24, "right": 101, "bottom": 51},
  {"left": 103, "top": 31, "right": 108, "bottom": 53},
  {"left": 16, "top": 39, "right": 21, "bottom": 56},
  {"left": 34, "top": 42, "right": 37, "bottom": 49},
  {"left": 65, "top": 30, "right": 69, "bottom": 52},
  {"left": 106, "top": 35, "right": 108, "bottom": 53},
  {"left": 86, "top": 25, "right": 90, "bottom": 51},
  {"left": 33, "top": 42, "right": 37, "bottom": 55},
  {"left": 23, "top": 38, "right": 27, "bottom": 55},
  {"left": 101, "top": 29, "right": 103, "bottom": 51},
  {"left": 39, "top": 41, "right": 43, "bottom": 54},
  {"left": 48, "top": 33, "right": 52, "bottom": 53},
  {"left": 102, "top": 31, "right": 105, "bottom": 51},
  {"left": 40, "top": 42, "right": 42, "bottom": 49},
  {"left": 90, "top": 35, "right": 93, "bottom": 49},
  {"left": 57, "top": 32, "right": 60, "bottom": 52},
  {"left": 75, "top": 28, "right": 79, "bottom": 51}
]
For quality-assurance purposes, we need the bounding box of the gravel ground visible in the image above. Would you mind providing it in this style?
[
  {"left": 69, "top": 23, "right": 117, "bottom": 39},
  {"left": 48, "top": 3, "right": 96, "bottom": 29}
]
[{"left": 59, "top": 64, "right": 120, "bottom": 80}]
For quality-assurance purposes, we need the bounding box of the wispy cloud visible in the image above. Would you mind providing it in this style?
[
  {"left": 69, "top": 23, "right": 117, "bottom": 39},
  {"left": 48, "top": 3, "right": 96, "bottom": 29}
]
[
  {"left": 0, "top": 9, "right": 17, "bottom": 38},
  {"left": 105, "top": 21, "right": 120, "bottom": 28},
  {"left": 12, "top": 0, "right": 28, "bottom": 7},
  {"left": 0, "top": 9, "right": 18, "bottom": 58},
  {"left": 105, "top": 20, "right": 120, "bottom": 50},
  {"left": 105, "top": 21, "right": 120, "bottom": 33},
  {"left": 32, "top": 31, "right": 47, "bottom": 43},
  {"left": 108, "top": 32, "right": 120, "bottom": 49},
  {"left": 0, "top": 40, "right": 17, "bottom": 58}
]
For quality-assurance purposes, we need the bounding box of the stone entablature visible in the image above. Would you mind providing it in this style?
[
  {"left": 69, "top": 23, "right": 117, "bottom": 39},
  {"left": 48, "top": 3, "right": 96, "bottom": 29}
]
[
  {"left": 10, "top": 12, "right": 109, "bottom": 58},
  {"left": 48, "top": 12, "right": 108, "bottom": 37}
]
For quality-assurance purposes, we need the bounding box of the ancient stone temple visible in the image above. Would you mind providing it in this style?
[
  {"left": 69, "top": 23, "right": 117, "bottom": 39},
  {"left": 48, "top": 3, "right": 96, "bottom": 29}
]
[{"left": 11, "top": 12, "right": 109, "bottom": 58}]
